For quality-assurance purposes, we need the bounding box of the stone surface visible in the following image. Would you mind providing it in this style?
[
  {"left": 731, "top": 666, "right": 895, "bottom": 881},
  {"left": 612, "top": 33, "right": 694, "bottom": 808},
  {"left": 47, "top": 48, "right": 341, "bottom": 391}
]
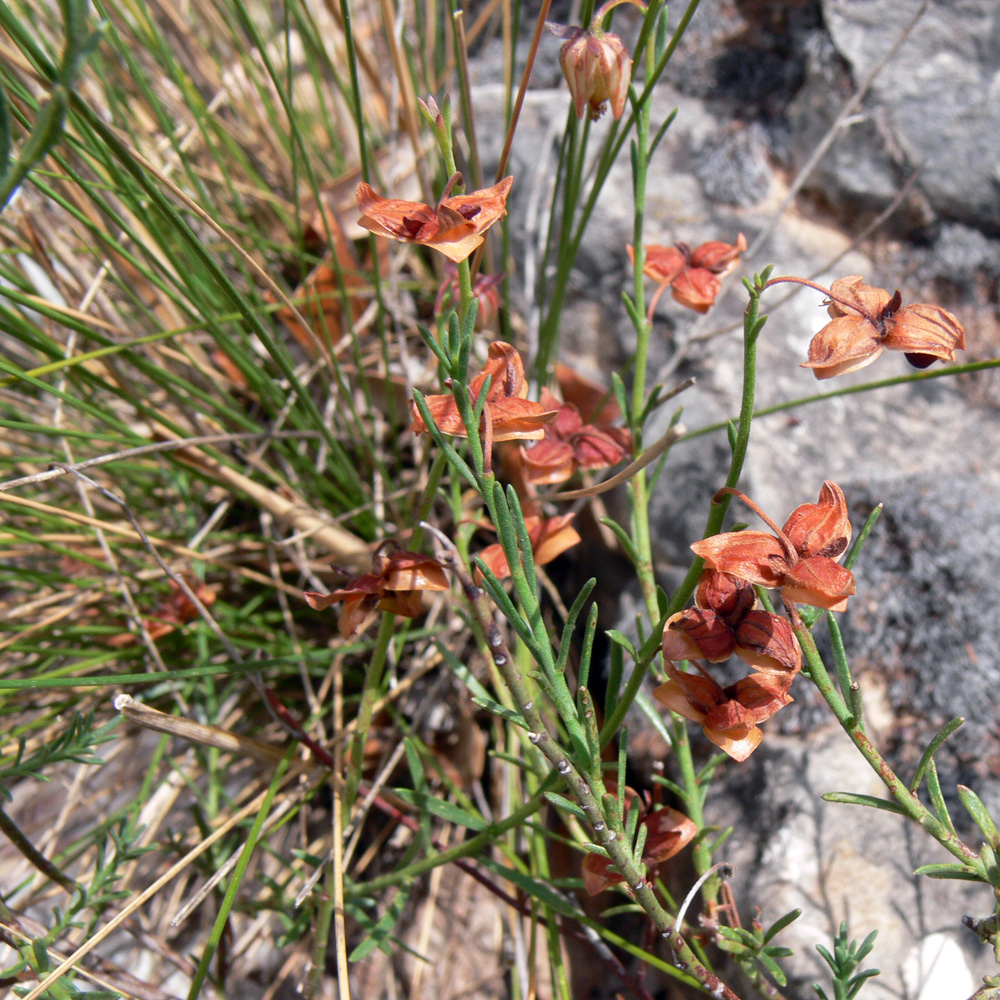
[
  {"left": 790, "top": 0, "right": 1000, "bottom": 232},
  {"left": 711, "top": 726, "right": 996, "bottom": 996}
]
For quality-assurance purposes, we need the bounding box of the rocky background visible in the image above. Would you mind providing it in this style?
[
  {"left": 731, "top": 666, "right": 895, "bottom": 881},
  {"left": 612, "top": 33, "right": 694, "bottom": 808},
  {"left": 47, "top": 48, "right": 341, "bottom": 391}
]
[{"left": 471, "top": 0, "right": 1000, "bottom": 995}]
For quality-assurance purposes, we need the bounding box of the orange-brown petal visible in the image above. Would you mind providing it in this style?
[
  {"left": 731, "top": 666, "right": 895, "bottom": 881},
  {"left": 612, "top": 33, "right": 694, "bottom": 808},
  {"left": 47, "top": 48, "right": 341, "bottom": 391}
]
[
  {"left": 409, "top": 393, "right": 466, "bottom": 436},
  {"left": 690, "top": 234, "right": 747, "bottom": 273},
  {"left": 442, "top": 176, "right": 513, "bottom": 234},
  {"left": 356, "top": 183, "right": 440, "bottom": 242},
  {"left": 476, "top": 542, "right": 512, "bottom": 580},
  {"left": 884, "top": 303, "right": 966, "bottom": 361},
  {"left": 472, "top": 341, "right": 530, "bottom": 402},
  {"left": 383, "top": 551, "right": 449, "bottom": 592},
  {"left": 694, "top": 570, "right": 757, "bottom": 619},
  {"left": 528, "top": 513, "right": 581, "bottom": 566},
  {"left": 487, "top": 397, "right": 560, "bottom": 441},
  {"left": 641, "top": 806, "right": 698, "bottom": 866},
  {"left": 733, "top": 611, "right": 801, "bottom": 674},
  {"left": 826, "top": 275, "right": 894, "bottom": 320},
  {"left": 782, "top": 481, "right": 852, "bottom": 560},
  {"left": 703, "top": 723, "right": 763, "bottom": 762},
  {"left": 780, "top": 556, "right": 856, "bottom": 612},
  {"left": 691, "top": 531, "right": 788, "bottom": 589},
  {"left": 653, "top": 679, "right": 709, "bottom": 724},
  {"left": 661, "top": 609, "right": 735, "bottom": 663},
  {"left": 631, "top": 243, "right": 686, "bottom": 286},
  {"left": 573, "top": 425, "right": 632, "bottom": 469},
  {"left": 582, "top": 851, "right": 621, "bottom": 895},
  {"left": 377, "top": 590, "right": 425, "bottom": 619},
  {"left": 671, "top": 267, "right": 722, "bottom": 313},
  {"left": 337, "top": 594, "right": 380, "bottom": 639},
  {"left": 519, "top": 437, "right": 577, "bottom": 485},
  {"left": 555, "top": 363, "right": 622, "bottom": 425},
  {"left": 801, "top": 314, "right": 883, "bottom": 379}
]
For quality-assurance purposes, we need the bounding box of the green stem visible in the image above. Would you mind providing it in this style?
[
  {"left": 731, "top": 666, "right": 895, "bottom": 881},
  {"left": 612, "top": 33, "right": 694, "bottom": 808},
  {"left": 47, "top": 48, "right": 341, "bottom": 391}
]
[
  {"left": 796, "top": 616, "right": 979, "bottom": 866},
  {"left": 440, "top": 546, "right": 742, "bottom": 1000}
]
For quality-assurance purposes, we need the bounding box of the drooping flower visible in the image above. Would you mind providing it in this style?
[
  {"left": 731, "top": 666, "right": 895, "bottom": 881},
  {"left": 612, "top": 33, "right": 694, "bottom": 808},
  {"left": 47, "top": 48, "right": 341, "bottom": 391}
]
[
  {"left": 410, "top": 341, "right": 558, "bottom": 443},
  {"left": 660, "top": 571, "right": 801, "bottom": 675},
  {"left": 549, "top": 20, "right": 632, "bottom": 122},
  {"left": 654, "top": 661, "right": 793, "bottom": 762},
  {"left": 628, "top": 234, "right": 747, "bottom": 315},
  {"left": 582, "top": 784, "right": 697, "bottom": 895},
  {"left": 799, "top": 275, "right": 966, "bottom": 379},
  {"left": 356, "top": 173, "right": 513, "bottom": 263},
  {"left": 690, "top": 482, "right": 856, "bottom": 612},
  {"left": 517, "top": 388, "right": 632, "bottom": 485},
  {"left": 476, "top": 514, "right": 581, "bottom": 581},
  {"left": 304, "top": 543, "right": 449, "bottom": 639}
]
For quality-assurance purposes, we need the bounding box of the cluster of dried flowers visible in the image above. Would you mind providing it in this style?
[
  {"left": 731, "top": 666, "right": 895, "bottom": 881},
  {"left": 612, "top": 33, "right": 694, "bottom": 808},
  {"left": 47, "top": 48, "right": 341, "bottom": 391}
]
[
  {"left": 629, "top": 235, "right": 747, "bottom": 315},
  {"left": 274, "top": 25, "right": 974, "bottom": 916},
  {"left": 797, "top": 275, "right": 966, "bottom": 380},
  {"left": 657, "top": 482, "right": 854, "bottom": 760}
]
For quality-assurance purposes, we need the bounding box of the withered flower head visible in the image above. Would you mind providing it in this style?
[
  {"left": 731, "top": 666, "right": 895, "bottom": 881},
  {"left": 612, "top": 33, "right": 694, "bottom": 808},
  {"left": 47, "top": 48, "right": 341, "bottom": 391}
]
[
  {"left": 547, "top": 0, "right": 645, "bottom": 121},
  {"left": 517, "top": 388, "right": 632, "bottom": 486},
  {"left": 356, "top": 173, "right": 513, "bottom": 263},
  {"left": 661, "top": 571, "right": 801, "bottom": 675},
  {"left": 690, "top": 482, "right": 856, "bottom": 612},
  {"left": 801, "top": 275, "right": 966, "bottom": 379},
  {"left": 476, "top": 513, "right": 581, "bottom": 581},
  {"left": 582, "top": 784, "right": 696, "bottom": 895},
  {"left": 551, "top": 23, "right": 631, "bottom": 121},
  {"left": 628, "top": 234, "right": 747, "bottom": 314},
  {"left": 654, "top": 661, "right": 793, "bottom": 762},
  {"left": 410, "top": 341, "right": 558, "bottom": 443},
  {"left": 304, "top": 542, "right": 448, "bottom": 639}
]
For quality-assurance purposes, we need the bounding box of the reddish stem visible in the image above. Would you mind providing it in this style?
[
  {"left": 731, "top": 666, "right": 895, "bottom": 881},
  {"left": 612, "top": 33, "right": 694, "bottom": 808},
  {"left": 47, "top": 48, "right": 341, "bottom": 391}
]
[
  {"left": 763, "top": 275, "right": 878, "bottom": 325},
  {"left": 711, "top": 486, "right": 798, "bottom": 564}
]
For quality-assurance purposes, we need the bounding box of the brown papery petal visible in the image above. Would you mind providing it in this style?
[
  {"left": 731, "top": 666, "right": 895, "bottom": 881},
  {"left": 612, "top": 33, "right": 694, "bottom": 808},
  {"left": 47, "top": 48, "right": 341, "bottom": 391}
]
[
  {"left": 690, "top": 233, "right": 746, "bottom": 272},
  {"left": 825, "top": 275, "right": 893, "bottom": 320},
  {"left": 884, "top": 303, "right": 966, "bottom": 360},
  {"left": 695, "top": 570, "right": 756, "bottom": 619},
  {"left": 662, "top": 609, "right": 736, "bottom": 663},
  {"left": 633, "top": 243, "right": 686, "bottom": 286},
  {"left": 442, "top": 176, "right": 513, "bottom": 232},
  {"left": 641, "top": 806, "right": 698, "bottom": 864},
  {"left": 487, "top": 397, "right": 559, "bottom": 441},
  {"left": 519, "top": 437, "right": 576, "bottom": 485},
  {"left": 409, "top": 394, "right": 467, "bottom": 437},
  {"left": 383, "top": 553, "right": 449, "bottom": 592},
  {"left": 782, "top": 481, "right": 852, "bottom": 560},
  {"left": 472, "top": 341, "right": 530, "bottom": 401},
  {"left": 781, "top": 556, "right": 856, "bottom": 612},
  {"left": 691, "top": 531, "right": 788, "bottom": 589},
  {"left": 528, "top": 514, "right": 581, "bottom": 566},
  {"left": 801, "top": 315, "right": 883, "bottom": 380},
  {"left": 734, "top": 611, "right": 801, "bottom": 674},
  {"left": 653, "top": 679, "right": 709, "bottom": 724},
  {"left": 704, "top": 723, "right": 762, "bottom": 762},
  {"left": 671, "top": 268, "right": 721, "bottom": 313},
  {"left": 573, "top": 425, "right": 631, "bottom": 469}
]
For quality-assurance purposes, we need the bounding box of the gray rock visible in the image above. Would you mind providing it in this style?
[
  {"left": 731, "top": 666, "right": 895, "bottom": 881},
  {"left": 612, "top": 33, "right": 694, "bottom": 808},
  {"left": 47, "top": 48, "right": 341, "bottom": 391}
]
[
  {"left": 790, "top": 0, "right": 1000, "bottom": 231},
  {"left": 713, "top": 726, "right": 995, "bottom": 996}
]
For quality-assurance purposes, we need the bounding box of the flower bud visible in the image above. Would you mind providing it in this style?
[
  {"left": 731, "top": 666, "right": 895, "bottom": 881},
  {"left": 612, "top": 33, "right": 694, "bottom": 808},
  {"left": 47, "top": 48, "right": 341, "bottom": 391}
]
[{"left": 551, "top": 24, "right": 631, "bottom": 121}]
